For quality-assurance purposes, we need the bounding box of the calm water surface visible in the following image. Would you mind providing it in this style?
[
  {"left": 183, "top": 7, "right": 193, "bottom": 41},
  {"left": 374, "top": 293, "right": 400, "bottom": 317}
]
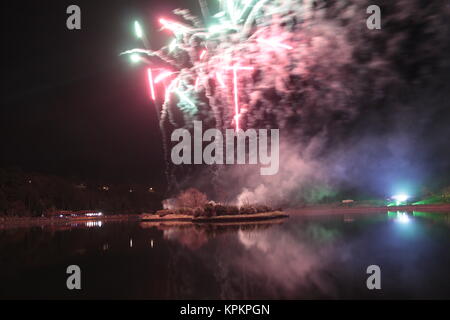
[{"left": 1, "top": 211, "right": 449, "bottom": 299}]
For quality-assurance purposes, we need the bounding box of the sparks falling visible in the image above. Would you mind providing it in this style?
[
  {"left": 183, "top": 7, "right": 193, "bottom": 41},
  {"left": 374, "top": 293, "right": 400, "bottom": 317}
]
[
  {"left": 147, "top": 68, "right": 156, "bottom": 101},
  {"left": 120, "top": 0, "right": 450, "bottom": 198},
  {"left": 121, "top": 0, "right": 295, "bottom": 131}
]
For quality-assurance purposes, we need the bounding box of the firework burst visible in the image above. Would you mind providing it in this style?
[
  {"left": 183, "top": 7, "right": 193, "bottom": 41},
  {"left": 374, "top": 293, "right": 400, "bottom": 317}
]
[
  {"left": 121, "top": 0, "right": 450, "bottom": 201},
  {"left": 121, "top": 0, "right": 302, "bottom": 132}
]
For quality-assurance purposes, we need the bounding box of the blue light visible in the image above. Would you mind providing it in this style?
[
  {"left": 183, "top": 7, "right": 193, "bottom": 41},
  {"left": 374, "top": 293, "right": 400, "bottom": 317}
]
[{"left": 392, "top": 194, "right": 409, "bottom": 202}]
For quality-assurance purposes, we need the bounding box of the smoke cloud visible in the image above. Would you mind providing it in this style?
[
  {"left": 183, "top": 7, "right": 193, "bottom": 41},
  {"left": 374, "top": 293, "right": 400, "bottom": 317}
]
[{"left": 158, "top": 0, "right": 450, "bottom": 205}]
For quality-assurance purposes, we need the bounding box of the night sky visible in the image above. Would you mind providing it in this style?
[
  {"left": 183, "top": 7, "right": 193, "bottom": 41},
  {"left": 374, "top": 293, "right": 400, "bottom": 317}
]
[
  {"left": 1, "top": 1, "right": 450, "bottom": 196},
  {"left": 1, "top": 0, "right": 201, "bottom": 188}
]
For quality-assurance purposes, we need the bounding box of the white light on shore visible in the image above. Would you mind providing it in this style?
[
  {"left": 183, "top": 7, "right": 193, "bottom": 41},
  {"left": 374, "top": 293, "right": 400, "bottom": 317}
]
[
  {"left": 85, "top": 212, "right": 102, "bottom": 217},
  {"left": 392, "top": 194, "right": 409, "bottom": 202}
]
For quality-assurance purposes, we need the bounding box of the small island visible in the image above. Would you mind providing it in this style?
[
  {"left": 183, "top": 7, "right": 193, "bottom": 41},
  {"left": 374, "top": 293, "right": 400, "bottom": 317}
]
[
  {"left": 141, "top": 211, "right": 288, "bottom": 223},
  {"left": 141, "top": 188, "right": 288, "bottom": 224}
]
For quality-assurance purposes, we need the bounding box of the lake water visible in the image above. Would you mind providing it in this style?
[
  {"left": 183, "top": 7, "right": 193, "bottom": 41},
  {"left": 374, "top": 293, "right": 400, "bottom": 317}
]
[{"left": 1, "top": 211, "right": 449, "bottom": 299}]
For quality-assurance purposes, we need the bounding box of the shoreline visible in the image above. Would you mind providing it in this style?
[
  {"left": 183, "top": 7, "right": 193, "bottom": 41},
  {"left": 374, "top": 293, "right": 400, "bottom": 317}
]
[
  {"left": 287, "top": 203, "right": 450, "bottom": 215},
  {"left": 0, "top": 214, "right": 141, "bottom": 230},
  {"left": 140, "top": 217, "right": 289, "bottom": 229},
  {"left": 0, "top": 211, "right": 289, "bottom": 229},
  {"left": 1, "top": 203, "right": 449, "bottom": 229},
  {"left": 140, "top": 211, "right": 289, "bottom": 223}
]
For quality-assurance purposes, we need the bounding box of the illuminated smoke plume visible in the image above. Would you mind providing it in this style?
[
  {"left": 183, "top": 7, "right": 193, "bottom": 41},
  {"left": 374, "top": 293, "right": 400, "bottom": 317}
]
[{"left": 123, "top": 0, "right": 450, "bottom": 205}]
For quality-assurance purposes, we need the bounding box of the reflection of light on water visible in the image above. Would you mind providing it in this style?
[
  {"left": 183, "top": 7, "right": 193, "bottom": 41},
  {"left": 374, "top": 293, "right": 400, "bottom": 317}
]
[
  {"left": 163, "top": 229, "right": 179, "bottom": 240},
  {"left": 413, "top": 211, "right": 450, "bottom": 225},
  {"left": 150, "top": 239, "right": 154, "bottom": 248},
  {"left": 387, "top": 211, "right": 412, "bottom": 224},
  {"left": 396, "top": 212, "right": 410, "bottom": 224},
  {"left": 238, "top": 230, "right": 270, "bottom": 252},
  {"left": 130, "top": 238, "right": 133, "bottom": 248},
  {"left": 86, "top": 221, "right": 103, "bottom": 228},
  {"left": 163, "top": 228, "right": 208, "bottom": 250},
  {"left": 344, "top": 215, "right": 354, "bottom": 223},
  {"left": 234, "top": 228, "right": 338, "bottom": 296}
]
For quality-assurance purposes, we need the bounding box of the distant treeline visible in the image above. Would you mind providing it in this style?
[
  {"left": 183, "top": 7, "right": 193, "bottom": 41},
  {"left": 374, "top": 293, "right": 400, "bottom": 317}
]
[{"left": 0, "top": 168, "right": 163, "bottom": 217}]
